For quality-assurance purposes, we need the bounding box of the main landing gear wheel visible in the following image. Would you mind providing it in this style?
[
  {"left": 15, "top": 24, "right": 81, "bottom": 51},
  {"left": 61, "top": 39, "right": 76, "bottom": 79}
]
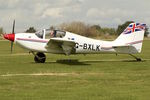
[{"left": 34, "top": 52, "right": 46, "bottom": 63}]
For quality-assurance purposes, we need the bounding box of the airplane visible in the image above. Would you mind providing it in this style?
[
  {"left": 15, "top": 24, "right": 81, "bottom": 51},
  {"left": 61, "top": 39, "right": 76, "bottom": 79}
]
[{"left": 2, "top": 20, "right": 146, "bottom": 63}]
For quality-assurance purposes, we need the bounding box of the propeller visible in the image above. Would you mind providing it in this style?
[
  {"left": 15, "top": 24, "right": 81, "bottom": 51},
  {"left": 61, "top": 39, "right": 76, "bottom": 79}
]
[
  {"left": 11, "top": 20, "right": 15, "bottom": 53},
  {"left": 2, "top": 20, "right": 16, "bottom": 53}
]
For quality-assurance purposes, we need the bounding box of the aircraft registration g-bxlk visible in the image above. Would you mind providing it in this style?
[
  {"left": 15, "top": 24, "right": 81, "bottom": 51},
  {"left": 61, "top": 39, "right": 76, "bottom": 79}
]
[{"left": 3, "top": 21, "right": 146, "bottom": 63}]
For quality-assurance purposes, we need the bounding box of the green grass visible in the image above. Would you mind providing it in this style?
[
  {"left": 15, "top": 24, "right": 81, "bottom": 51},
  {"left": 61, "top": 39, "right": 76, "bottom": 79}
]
[{"left": 0, "top": 40, "right": 150, "bottom": 100}]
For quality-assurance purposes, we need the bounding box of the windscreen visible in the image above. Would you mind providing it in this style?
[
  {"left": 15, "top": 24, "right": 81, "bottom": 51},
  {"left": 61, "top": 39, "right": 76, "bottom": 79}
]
[
  {"left": 35, "top": 30, "right": 44, "bottom": 39},
  {"left": 45, "top": 29, "right": 66, "bottom": 39}
]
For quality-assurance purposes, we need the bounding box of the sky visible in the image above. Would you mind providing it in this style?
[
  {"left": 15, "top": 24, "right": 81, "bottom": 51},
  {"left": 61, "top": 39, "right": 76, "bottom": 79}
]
[{"left": 0, "top": 0, "right": 150, "bottom": 32}]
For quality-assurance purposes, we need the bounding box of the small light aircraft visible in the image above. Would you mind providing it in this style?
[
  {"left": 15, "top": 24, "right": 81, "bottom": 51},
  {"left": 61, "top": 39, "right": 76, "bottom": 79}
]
[{"left": 3, "top": 21, "right": 146, "bottom": 63}]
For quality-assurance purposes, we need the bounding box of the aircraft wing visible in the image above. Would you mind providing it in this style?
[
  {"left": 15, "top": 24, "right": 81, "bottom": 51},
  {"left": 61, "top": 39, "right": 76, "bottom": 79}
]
[{"left": 46, "top": 38, "right": 76, "bottom": 55}]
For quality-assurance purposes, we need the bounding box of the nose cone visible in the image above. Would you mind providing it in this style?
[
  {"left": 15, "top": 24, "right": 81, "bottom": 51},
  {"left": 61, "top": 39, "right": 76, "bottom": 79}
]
[{"left": 3, "top": 34, "right": 15, "bottom": 42}]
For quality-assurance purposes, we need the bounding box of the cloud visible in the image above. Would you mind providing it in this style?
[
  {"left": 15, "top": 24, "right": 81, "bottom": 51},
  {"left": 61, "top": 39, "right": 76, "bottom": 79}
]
[
  {"left": 86, "top": 8, "right": 134, "bottom": 19},
  {"left": 0, "top": 0, "right": 149, "bottom": 32},
  {"left": 40, "top": 0, "right": 82, "bottom": 19},
  {"left": 86, "top": 8, "right": 101, "bottom": 18},
  {"left": 0, "top": 0, "right": 19, "bottom": 9},
  {"left": 41, "top": 8, "right": 63, "bottom": 18},
  {"left": 85, "top": 7, "right": 139, "bottom": 27}
]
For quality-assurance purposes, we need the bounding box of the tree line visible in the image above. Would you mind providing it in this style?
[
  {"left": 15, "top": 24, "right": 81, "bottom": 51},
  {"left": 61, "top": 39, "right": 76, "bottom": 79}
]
[
  {"left": 0, "top": 21, "right": 149, "bottom": 37},
  {"left": 58, "top": 21, "right": 149, "bottom": 37}
]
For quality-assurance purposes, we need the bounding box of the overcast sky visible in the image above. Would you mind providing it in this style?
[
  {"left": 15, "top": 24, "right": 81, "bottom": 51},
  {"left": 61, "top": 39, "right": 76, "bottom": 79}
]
[{"left": 0, "top": 0, "right": 150, "bottom": 32}]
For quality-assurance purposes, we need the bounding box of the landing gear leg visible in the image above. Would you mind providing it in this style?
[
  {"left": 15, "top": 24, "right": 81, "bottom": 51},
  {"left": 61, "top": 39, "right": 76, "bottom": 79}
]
[
  {"left": 129, "top": 54, "right": 142, "bottom": 61},
  {"left": 31, "top": 52, "right": 46, "bottom": 63}
]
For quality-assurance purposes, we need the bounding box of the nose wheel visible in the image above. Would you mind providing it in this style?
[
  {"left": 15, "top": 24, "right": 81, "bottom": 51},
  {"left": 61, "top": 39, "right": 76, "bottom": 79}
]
[{"left": 34, "top": 52, "right": 46, "bottom": 63}]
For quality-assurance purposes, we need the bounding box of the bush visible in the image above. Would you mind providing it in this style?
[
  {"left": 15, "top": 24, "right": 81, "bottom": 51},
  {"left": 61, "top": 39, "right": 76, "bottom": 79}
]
[
  {"left": 0, "top": 27, "right": 3, "bottom": 35},
  {"left": 25, "top": 27, "right": 36, "bottom": 33}
]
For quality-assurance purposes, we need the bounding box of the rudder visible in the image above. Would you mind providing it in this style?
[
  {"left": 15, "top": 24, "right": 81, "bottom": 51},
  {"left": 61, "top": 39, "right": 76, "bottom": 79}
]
[{"left": 114, "top": 23, "right": 146, "bottom": 53}]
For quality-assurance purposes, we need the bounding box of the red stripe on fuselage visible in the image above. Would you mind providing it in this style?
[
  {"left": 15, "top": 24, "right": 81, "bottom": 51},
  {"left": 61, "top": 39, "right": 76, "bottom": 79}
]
[
  {"left": 16, "top": 38, "right": 48, "bottom": 43},
  {"left": 126, "top": 40, "right": 143, "bottom": 45}
]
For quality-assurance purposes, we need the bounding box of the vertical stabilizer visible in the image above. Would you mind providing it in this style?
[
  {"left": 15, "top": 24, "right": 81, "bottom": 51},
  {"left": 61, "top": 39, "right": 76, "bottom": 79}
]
[{"left": 114, "top": 23, "right": 146, "bottom": 53}]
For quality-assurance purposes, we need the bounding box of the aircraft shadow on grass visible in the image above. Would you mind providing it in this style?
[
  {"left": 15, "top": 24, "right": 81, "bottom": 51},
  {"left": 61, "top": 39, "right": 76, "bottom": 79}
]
[
  {"left": 43, "top": 59, "right": 90, "bottom": 65},
  {"left": 82, "top": 59, "right": 146, "bottom": 63},
  {"left": 41, "top": 59, "right": 146, "bottom": 65},
  {"left": 56, "top": 59, "right": 90, "bottom": 65}
]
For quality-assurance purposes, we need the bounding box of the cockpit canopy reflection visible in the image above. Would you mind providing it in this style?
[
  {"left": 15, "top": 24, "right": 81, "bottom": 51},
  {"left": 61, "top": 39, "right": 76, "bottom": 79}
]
[{"left": 35, "top": 29, "right": 66, "bottom": 39}]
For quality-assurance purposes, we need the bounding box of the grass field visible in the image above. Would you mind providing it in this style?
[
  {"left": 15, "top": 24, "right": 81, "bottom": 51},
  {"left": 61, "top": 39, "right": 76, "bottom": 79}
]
[{"left": 0, "top": 40, "right": 150, "bottom": 100}]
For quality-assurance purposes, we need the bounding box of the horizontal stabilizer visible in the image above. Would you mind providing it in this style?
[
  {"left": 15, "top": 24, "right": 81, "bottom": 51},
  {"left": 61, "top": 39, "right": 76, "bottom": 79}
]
[{"left": 112, "top": 44, "right": 130, "bottom": 48}]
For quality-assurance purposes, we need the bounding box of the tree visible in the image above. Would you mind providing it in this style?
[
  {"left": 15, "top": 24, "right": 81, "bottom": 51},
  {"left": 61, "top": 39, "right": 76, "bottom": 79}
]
[
  {"left": 144, "top": 26, "right": 149, "bottom": 37},
  {"left": 59, "top": 21, "right": 94, "bottom": 37},
  {"left": 25, "top": 27, "right": 36, "bottom": 33},
  {"left": 91, "top": 25, "right": 101, "bottom": 30},
  {"left": 117, "top": 21, "right": 134, "bottom": 35},
  {"left": 0, "top": 27, "right": 3, "bottom": 35},
  {"left": 50, "top": 26, "right": 55, "bottom": 30},
  {"left": 101, "top": 28, "right": 116, "bottom": 35},
  {"left": 59, "top": 21, "right": 117, "bottom": 37}
]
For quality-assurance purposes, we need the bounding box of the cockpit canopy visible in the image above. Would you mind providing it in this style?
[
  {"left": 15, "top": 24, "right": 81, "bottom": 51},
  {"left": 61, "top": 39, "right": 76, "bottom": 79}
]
[{"left": 35, "top": 29, "right": 66, "bottom": 39}]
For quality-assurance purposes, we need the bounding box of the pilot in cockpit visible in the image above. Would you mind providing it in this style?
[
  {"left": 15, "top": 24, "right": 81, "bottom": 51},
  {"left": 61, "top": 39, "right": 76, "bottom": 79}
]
[{"left": 50, "top": 30, "right": 56, "bottom": 37}]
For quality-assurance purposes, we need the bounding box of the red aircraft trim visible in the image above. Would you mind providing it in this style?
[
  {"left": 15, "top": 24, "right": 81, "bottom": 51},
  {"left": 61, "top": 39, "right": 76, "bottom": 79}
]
[
  {"left": 126, "top": 40, "right": 143, "bottom": 45},
  {"left": 16, "top": 38, "right": 48, "bottom": 43}
]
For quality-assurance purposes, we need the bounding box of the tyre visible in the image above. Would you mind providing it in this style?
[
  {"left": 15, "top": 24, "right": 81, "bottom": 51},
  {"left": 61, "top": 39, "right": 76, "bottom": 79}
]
[{"left": 34, "top": 52, "right": 46, "bottom": 63}]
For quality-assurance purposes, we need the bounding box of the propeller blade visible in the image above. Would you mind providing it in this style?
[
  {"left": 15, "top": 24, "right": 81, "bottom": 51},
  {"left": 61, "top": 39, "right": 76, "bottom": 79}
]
[
  {"left": 12, "top": 20, "right": 15, "bottom": 34},
  {"left": 11, "top": 20, "right": 15, "bottom": 53},
  {"left": 11, "top": 41, "right": 13, "bottom": 53}
]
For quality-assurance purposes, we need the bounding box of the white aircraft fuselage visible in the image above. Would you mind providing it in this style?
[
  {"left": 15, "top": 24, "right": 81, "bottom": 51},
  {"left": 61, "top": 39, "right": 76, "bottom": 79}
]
[{"left": 15, "top": 32, "right": 115, "bottom": 54}]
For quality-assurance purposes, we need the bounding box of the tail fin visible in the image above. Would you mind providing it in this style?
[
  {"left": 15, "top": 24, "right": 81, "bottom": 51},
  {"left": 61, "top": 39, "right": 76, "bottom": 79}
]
[{"left": 114, "top": 23, "right": 146, "bottom": 53}]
